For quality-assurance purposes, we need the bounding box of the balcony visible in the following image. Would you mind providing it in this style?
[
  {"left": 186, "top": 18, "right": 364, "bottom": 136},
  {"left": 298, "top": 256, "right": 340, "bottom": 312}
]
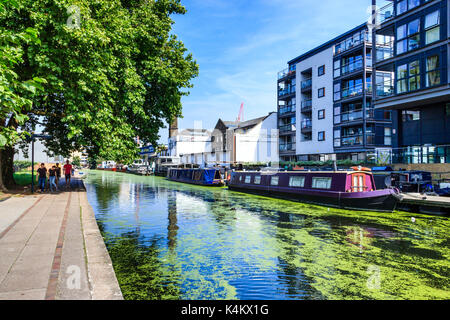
[
  {"left": 339, "top": 109, "right": 375, "bottom": 123},
  {"left": 279, "top": 105, "right": 296, "bottom": 115},
  {"left": 278, "top": 86, "right": 296, "bottom": 98},
  {"left": 334, "top": 30, "right": 371, "bottom": 56},
  {"left": 301, "top": 78, "right": 312, "bottom": 91},
  {"left": 375, "top": 79, "right": 394, "bottom": 98},
  {"left": 279, "top": 143, "right": 296, "bottom": 152},
  {"left": 341, "top": 58, "right": 364, "bottom": 77},
  {"left": 336, "top": 133, "right": 375, "bottom": 147},
  {"left": 301, "top": 119, "right": 312, "bottom": 133},
  {"left": 341, "top": 83, "right": 372, "bottom": 100},
  {"left": 279, "top": 124, "right": 296, "bottom": 133},
  {"left": 278, "top": 67, "right": 296, "bottom": 80},
  {"left": 376, "top": 2, "right": 394, "bottom": 25},
  {"left": 301, "top": 99, "right": 312, "bottom": 112},
  {"left": 375, "top": 39, "right": 394, "bottom": 62}
]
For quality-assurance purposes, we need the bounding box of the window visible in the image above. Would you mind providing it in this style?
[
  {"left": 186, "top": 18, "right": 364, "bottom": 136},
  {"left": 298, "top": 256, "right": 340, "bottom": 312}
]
[
  {"left": 397, "top": 0, "right": 407, "bottom": 15},
  {"left": 245, "top": 176, "right": 251, "bottom": 184},
  {"left": 289, "top": 176, "right": 305, "bottom": 188},
  {"left": 384, "top": 127, "right": 392, "bottom": 146},
  {"left": 333, "top": 83, "right": 341, "bottom": 101},
  {"left": 425, "top": 10, "right": 440, "bottom": 45},
  {"left": 446, "top": 104, "right": 450, "bottom": 117},
  {"left": 397, "top": 19, "right": 420, "bottom": 54},
  {"left": 396, "top": 60, "right": 420, "bottom": 94},
  {"left": 254, "top": 175, "right": 261, "bottom": 185},
  {"left": 334, "top": 130, "right": 341, "bottom": 147},
  {"left": 318, "top": 65, "right": 325, "bottom": 77},
  {"left": 408, "top": 0, "right": 420, "bottom": 10},
  {"left": 318, "top": 109, "right": 325, "bottom": 120},
  {"left": 318, "top": 131, "right": 325, "bottom": 141},
  {"left": 402, "top": 110, "right": 420, "bottom": 122},
  {"left": 408, "top": 60, "right": 420, "bottom": 91},
  {"left": 318, "top": 87, "right": 325, "bottom": 98},
  {"left": 426, "top": 55, "right": 440, "bottom": 87},
  {"left": 312, "top": 177, "right": 332, "bottom": 189},
  {"left": 270, "top": 176, "right": 279, "bottom": 186},
  {"left": 334, "top": 60, "right": 340, "bottom": 78}
]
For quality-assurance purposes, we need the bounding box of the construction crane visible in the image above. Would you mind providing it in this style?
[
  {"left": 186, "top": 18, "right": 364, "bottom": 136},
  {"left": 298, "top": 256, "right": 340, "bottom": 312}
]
[{"left": 236, "top": 102, "right": 244, "bottom": 122}]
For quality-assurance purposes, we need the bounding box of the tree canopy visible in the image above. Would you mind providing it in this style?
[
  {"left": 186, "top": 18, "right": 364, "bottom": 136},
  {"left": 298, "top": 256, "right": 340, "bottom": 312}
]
[{"left": 0, "top": 0, "right": 198, "bottom": 189}]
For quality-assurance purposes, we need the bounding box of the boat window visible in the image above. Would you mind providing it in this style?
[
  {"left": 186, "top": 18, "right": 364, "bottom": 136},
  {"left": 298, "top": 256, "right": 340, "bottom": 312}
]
[
  {"left": 270, "top": 176, "right": 279, "bottom": 186},
  {"left": 239, "top": 175, "right": 243, "bottom": 182},
  {"left": 254, "top": 176, "right": 261, "bottom": 185},
  {"left": 245, "top": 176, "right": 251, "bottom": 184},
  {"left": 312, "top": 177, "right": 332, "bottom": 189},
  {"left": 289, "top": 176, "right": 305, "bottom": 187}
]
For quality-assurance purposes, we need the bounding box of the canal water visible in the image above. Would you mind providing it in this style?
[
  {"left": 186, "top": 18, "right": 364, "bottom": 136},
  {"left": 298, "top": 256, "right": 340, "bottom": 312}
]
[{"left": 84, "top": 170, "right": 450, "bottom": 300}]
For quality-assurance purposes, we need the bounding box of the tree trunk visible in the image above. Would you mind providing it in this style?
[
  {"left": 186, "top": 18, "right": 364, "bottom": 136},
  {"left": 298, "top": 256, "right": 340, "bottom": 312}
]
[{"left": 0, "top": 146, "right": 17, "bottom": 191}]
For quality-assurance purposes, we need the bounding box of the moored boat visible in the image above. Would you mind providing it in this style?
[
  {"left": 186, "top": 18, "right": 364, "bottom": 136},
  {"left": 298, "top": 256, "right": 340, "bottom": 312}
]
[
  {"left": 228, "top": 169, "right": 402, "bottom": 212},
  {"left": 168, "top": 168, "right": 225, "bottom": 187}
]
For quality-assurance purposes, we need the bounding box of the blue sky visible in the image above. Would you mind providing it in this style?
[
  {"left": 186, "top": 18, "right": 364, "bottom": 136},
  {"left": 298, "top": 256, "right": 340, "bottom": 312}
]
[{"left": 158, "top": 0, "right": 388, "bottom": 143}]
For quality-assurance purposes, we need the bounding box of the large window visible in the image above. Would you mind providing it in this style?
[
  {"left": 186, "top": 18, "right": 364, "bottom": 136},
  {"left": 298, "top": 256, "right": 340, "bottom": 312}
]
[
  {"left": 397, "top": 19, "right": 420, "bottom": 54},
  {"left": 312, "top": 177, "right": 332, "bottom": 189},
  {"left": 289, "top": 176, "right": 305, "bottom": 188},
  {"left": 426, "top": 55, "right": 440, "bottom": 87},
  {"left": 396, "top": 60, "right": 420, "bottom": 94},
  {"left": 254, "top": 175, "right": 261, "bottom": 185},
  {"left": 333, "top": 83, "right": 341, "bottom": 101},
  {"left": 384, "top": 127, "right": 392, "bottom": 146},
  {"left": 425, "top": 10, "right": 440, "bottom": 45},
  {"left": 245, "top": 176, "right": 251, "bottom": 184}
]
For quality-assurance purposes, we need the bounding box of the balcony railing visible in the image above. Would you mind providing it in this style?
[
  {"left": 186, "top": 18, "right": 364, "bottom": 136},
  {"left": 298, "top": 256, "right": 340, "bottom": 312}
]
[
  {"left": 301, "top": 99, "right": 312, "bottom": 111},
  {"left": 341, "top": 109, "right": 375, "bottom": 123},
  {"left": 279, "top": 124, "right": 296, "bottom": 133},
  {"left": 301, "top": 119, "right": 312, "bottom": 129},
  {"left": 376, "top": 79, "right": 394, "bottom": 98},
  {"left": 278, "top": 67, "right": 296, "bottom": 80},
  {"left": 279, "top": 105, "right": 296, "bottom": 115},
  {"left": 375, "top": 40, "right": 394, "bottom": 62},
  {"left": 279, "top": 143, "right": 296, "bottom": 152},
  {"left": 301, "top": 78, "right": 312, "bottom": 90},
  {"left": 278, "top": 86, "right": 296, "bottom": 97},
  {"left": 334, "top": 30, "right": 371, "bottom": 56},
  {"left": 376, "top": 2, "right": 394, "bottom": 24},
  {"left": 341, "top": 83, "right": 372, "bottom": 99},
  {"left": 337, "top": 133, "right": 375, "bottom": 147}
]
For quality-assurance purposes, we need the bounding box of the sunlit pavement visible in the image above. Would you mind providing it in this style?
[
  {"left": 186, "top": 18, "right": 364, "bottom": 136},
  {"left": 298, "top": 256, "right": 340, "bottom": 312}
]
[{"left": 0, "top": 175, "right": 122, "bottom": 300}]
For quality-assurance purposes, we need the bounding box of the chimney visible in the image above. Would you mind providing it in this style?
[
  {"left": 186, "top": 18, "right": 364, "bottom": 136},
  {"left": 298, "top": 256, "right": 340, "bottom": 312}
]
[{"left": 169, "top": 118, "right": 178, "bottom": 138}]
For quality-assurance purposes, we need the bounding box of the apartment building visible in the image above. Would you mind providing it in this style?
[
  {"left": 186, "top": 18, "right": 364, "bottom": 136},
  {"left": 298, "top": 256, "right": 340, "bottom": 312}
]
[
  {"left": 278, "top": 24, "right": 393, "bottom": 162},
  {"left": 373, "top": 0, "right": 450, "bottom": 164}
]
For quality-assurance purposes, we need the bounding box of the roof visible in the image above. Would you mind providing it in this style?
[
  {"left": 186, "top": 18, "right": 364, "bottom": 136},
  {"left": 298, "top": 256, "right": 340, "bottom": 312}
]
[
  {"left": 221, "top": 112, "right": 276, "bottom": 130},
  {"left": 288, "top": 22, "right": 368, "bottom": 66}
]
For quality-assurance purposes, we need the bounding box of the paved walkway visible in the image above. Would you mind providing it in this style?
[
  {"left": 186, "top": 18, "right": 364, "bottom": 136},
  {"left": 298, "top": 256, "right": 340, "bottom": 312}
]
[{"left": 0, "top": 176, "right": 123, "bottom": 300}]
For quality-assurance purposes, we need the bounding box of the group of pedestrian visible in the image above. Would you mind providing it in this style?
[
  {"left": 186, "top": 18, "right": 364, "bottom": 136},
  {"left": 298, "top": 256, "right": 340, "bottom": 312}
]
[{"left": 36, "top": 160, "right": 73, "bottom": 193}]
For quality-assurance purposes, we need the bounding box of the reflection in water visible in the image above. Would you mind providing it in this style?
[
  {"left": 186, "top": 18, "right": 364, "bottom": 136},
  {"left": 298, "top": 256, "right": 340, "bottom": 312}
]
[{"left": 85, "top": 171, "right": 450, "bottom": 300}]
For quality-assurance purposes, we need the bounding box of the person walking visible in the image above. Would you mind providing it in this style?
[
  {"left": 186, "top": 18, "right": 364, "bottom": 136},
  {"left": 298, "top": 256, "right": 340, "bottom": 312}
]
[
  {"left": 48, "top": 165, "right": 58, "bottom": 192},
  {"left": 55, "top": 163, "right": 61, "bottom": 185},
  {"left": 63, "top": 160, "right": 73, "bottom": 189},
  {"left": 36, "top": 163, "right": 47, "bottom": 193}
]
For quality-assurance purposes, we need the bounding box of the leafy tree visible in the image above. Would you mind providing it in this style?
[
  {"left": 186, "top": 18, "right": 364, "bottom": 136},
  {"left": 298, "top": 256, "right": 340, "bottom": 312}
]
[
  {"left": 0, "top": 0, "right": 47, "bottom": 190},
  {"left": 72, "top": 155, "right": 81, "bottom": 167},
  {"left": 0, "top": 0, "right": 198, "bottom": 190}
]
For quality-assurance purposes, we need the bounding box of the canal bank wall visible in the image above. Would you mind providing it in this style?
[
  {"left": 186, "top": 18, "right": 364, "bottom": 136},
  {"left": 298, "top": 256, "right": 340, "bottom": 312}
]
[{"left": 79, "top": 183, "right": 123, "bottom": 300}]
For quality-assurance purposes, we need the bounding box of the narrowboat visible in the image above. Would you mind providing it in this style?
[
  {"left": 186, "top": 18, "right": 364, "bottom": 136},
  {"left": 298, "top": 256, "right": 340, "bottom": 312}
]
[
  {"left": 228, "top": 168, "right": 402, "bottom": 212},
  {"left": 168, "top": 168, "right": 225, "bottom": 187}
]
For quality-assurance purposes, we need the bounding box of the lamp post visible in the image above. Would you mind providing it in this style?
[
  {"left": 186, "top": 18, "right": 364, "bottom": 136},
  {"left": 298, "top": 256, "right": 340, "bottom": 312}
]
[{"left": 29, "top": 133, "right": 52, "bottom": 194}]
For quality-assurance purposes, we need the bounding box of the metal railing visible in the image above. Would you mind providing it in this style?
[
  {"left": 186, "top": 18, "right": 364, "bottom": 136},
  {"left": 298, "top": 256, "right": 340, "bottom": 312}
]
[
  {"left": 377, "top": 2, "right": 394, "bottom": 24},
  {"left": 278, "top": 67, "right": 296, "bottom": 80},
  {"left": 279, "top": 124, "right": 296, "bottom": 133},
  {"left": 278, "top": 85, "right": 296, "bottom": 97},
  {"left": 301, "top": 78, "right": 312, "bottom": 90},
  {"left": 279, "top": 143, "right": 296, "bottom": 152},
  {"left": 279, "top": 105, "right": 296, "bottom": 115},
  {"left": 301, "top": 99, "right": 312, "bottom": 111},
  {"left": 334, "top": 30, "right": 371, "bottom": 56},
  {"left": 341, "top": 83, "right": 372, "bottom": 99},
  {"left": 301, "top": 119, "right": 312, "bottom": 129},
  {"left": 376, "top": 79, "right": 394, "bottom": 98}
]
